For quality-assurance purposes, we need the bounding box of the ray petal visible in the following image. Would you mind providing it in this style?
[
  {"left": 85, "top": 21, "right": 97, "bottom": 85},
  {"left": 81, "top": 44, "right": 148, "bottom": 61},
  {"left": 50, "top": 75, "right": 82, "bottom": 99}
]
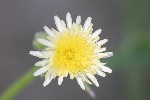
[
  {"left": 35, "top": 60, "right": 48, "bottom": 66},
  {"left": 54, "top": 16, "right": 63, "bottom": 32},
  {"left": 83, "top": 17, "right": 92, "bottom": 32},
  {"left": 91, "top": 29, "right": 102, "bottom": 39},
  {"left": 97, "top": 52, "right": 113, "bottom": 58},
  {"left": 77, "top": 78, "right": 85, "bottom": 90},
  {"left": 97, "top": 70, "right": 106, "bottom": 77},
  {"left": 86, "top": 73, "right": 99, "bottom": 87},
  {"left": 29, "top": 51, "right": 43, "bottom": 58},
  {"left": 58, "top": 76, "right": 64, "bottom": 85},
  {"left": 100, "top": 66, "right": 112, "bottom": 73},
  {"left": 33, "top": 66, "right": 48, "bottom": 76},
  {"left": 94, "top": 47, "right": 106, "bottom": 53},
  {"left": 43, "top": 75, "right": 53, "bottom": 87},
  {"left": 76, "top": 16, "right": 81, "bottom": 25},
  {"left": 38, "top": 38, "right": 55, "bottom": 48},
  {"left": 97, "top": 39, "right": 108, "bottom": 46},
  {"left": 66, "top": 12, "right": 72, "bottom": 28},
  {"left": 43, "top": 26, "right": 55, "bottom": 37}
]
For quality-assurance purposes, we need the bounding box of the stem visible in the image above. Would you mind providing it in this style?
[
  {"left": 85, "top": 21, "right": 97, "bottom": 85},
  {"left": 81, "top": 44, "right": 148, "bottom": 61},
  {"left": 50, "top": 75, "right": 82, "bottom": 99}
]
[{"left": 0, "top": 67, "right": 38, "bottom": 100}]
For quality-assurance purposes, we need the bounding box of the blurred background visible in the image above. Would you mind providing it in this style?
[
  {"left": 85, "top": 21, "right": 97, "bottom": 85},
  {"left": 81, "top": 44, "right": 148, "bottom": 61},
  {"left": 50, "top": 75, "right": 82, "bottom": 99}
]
[{"left": 0, "top": 0, "right": 150, "bottom": 100}]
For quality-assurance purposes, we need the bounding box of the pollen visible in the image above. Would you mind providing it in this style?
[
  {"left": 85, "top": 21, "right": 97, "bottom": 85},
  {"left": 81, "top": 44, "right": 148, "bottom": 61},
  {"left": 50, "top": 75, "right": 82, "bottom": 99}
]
[{"left": 52, "top": 30, "right": 95, "bottom": 77}]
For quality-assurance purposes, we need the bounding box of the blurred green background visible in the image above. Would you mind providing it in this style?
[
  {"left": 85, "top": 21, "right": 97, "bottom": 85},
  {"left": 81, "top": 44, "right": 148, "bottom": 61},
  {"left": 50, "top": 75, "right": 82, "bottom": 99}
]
[{"left": 0, "top": 0, "right": 150, "bottom": 100}]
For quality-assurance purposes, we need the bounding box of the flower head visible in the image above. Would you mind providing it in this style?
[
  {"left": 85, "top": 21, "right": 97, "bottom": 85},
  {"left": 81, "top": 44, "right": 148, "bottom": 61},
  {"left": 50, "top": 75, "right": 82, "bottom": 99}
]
[{"left": 29, "top": 13, "right": 113, "bottom": 90}]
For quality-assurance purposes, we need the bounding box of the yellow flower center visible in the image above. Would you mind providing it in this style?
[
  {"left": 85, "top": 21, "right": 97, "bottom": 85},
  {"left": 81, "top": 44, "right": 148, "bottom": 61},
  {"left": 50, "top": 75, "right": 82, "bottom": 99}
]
[{"left": 52, "top": 31, "right": 95, "bottom": 77}]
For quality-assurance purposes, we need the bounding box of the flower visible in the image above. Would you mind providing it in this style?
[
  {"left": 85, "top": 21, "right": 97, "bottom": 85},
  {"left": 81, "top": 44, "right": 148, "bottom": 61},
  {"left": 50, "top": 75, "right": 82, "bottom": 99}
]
[{"left": 29, "top": 13, "right": 113, "bottom": 90}]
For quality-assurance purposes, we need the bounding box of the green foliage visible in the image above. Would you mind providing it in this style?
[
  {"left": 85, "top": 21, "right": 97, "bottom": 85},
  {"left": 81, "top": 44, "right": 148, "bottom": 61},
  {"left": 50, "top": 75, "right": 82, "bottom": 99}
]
[{"left": 32, "top": 31, "right": 47, "bottom": 51}]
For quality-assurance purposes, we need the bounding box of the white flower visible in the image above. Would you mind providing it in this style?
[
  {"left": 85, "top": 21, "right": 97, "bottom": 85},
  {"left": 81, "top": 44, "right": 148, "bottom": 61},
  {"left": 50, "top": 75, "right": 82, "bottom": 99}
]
[{"left": 29, "top": 13, "right": 113, "bottom": 90}]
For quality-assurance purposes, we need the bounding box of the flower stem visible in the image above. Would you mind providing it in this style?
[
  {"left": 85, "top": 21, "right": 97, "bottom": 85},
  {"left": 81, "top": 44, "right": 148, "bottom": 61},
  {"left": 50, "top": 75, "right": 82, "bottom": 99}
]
[{"left": 0, "top": 67, "right": 38, "bottom": 100}]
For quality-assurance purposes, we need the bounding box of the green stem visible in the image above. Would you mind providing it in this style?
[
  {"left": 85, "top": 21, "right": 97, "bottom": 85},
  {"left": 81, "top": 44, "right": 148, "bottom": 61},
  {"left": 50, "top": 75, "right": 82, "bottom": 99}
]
[{"left": 0, "top": 67, "right": 38, "bottom": 100}]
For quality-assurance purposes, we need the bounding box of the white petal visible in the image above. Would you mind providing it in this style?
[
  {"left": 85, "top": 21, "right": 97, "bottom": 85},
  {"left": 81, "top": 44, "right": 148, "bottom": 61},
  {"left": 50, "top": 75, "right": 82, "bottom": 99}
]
[
  {"left": 43, "top": 26, "right": 55, "bottom": 37},
  {"left": 85, "top": 77, "right": 92, "bottom": 84},
  {"left": 97, "top": 70, "right": 106, "bottom": 77},
  {"left": 94, "top": 47, "right": 106, "bottom": 53},
  {"left": 83, "top": 17, "right": 92, "bottom": 32},
  {"left": 86, "top": 73, "right": 99, "bottom": 87},
  {"left": 97, "top": 52, "right": 113, "bottom": 58},
  {"left": 33, "top": 66, "right": 48, "bottom": 76},
  {"left": 66, "top": 13, "right": 72, "bottom": 28},
  {"left": 91, "top": 29, "right": 102, "bottom": 39},
  {"left": 29, "top": 51, "right": 42, "bottom": 58},
  {"left": 105, "top": 52, "right": 113, "bottom": 58},
  {"left": 38, "top": 38, "right": 55, "bottom": 48},
  {"left": 94, "top": 61, "right": 105, "bottom": 67},
  {"left": 43, "top": 75, "right": 53, "bottom": 87},
  {"left": 54, "top": 16, "right": 63, "bottom": 32},
  {"left": 77, "top": 78, "right": 85, "bottom": 90},
  {"left": 100, "top": 47, "right": 107, "bottom": 52},
  {"left": 41, "top": 51, "right": 53, "bottom": 58},
  {"left": 76, "top": 16, "right": 81, "bottom": 24},
  {"left": 35, "top": 60, "right": 48, "bottom": 66},
  {"left": 96, "top": 53, "right": 108, "bottom": 58},
  {"left": 92, "top": 36, "right": 100, "bottom": 43},
  {"left": 30, "top": 51, "right": 52, "bottom": 58},
  {"left": 100, "top": 66, "right": 112, "bottom": 73},
  {"left": 97, "top": 39, "right": 108, "bottom": 46},
  {"left": 58, "top": 76, "right": 64, "bottom": 85},
  {"left": 70, "top": 73, "right": 74, "bottom": 79},
  {"left": 79, "top": 74, "right": 92, "bottom": 85}
]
